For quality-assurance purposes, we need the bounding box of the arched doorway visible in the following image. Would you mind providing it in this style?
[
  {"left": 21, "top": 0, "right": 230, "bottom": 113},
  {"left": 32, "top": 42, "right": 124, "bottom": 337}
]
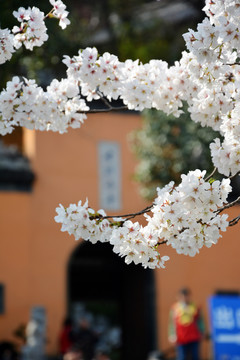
[{"left": 67, "top": 241, "right": 157, "bottom": 360}]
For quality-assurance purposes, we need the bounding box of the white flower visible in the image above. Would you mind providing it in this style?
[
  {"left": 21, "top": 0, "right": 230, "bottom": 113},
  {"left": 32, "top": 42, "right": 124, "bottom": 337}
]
[
  {"left": 13, "top": 7, "right": 30, "bottom": 22},
  {"left": 210, "top": 138, "right": 240, "bottom": 176},
  {"left": 0, "top": 76, "right": 89, "bottom": 135},
  {"left": 49, "top": 0, "right": 70, "bottom": 29},
  {"left": 0, "top": 28, "right": 15, "bottom": 64},
  {"left": 146, "top": 170, "right": 231, "bottom": 257},
  {"left": 12, "top": 7, "right": 48, "bottom": 50}
]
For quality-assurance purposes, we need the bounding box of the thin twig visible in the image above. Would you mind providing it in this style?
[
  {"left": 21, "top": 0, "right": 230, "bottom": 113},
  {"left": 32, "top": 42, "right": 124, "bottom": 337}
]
[
  {"left": 77, "top": 91, "right": 129, "bottom": 113},
  {"left": 158, "top": 240, "right": 168, "bottom": 246},
  {"left": 205, "top": 167, "right": 217, "bottom": 182},
  {"left": 96, "top": 91, "right": 112, "bottom": 109},
  {"left": 217, "top": 195, "right": 240, "bottom": 214},
  {"left": 230, "top": 170, "right": 240, "bottom": 180},
  {"left": 90, "top": 205, "right": 154, "bottom": 221},
  {"left": 13, "top": 23, "right": 27, "bottom": 35},
  {"left": 100, "top": 205, "right": 154, "bottom": 220},
  {"left": 44, "top": 8, "right": 54, "bottom": 20},
  {"left": 229, "top": 215, "right": 240, "bottom": 226},
  {"left": 84, "top": 106, "right": 128, "bottom": 113}
]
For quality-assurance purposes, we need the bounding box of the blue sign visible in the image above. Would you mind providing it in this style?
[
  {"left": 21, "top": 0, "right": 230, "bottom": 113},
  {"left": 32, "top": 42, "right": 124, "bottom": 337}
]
[{"left": 209, "top": 295, "right": 240, "bottom": 360}]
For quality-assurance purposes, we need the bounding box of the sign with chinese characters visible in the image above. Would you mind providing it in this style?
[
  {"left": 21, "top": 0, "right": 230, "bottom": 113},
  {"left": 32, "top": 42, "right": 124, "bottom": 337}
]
[
  {"left": 98, "top": 141, "right": 122, "bottom": 211},
  {"left": 209, "top": 295, "right": 240, "bottom": 360}
]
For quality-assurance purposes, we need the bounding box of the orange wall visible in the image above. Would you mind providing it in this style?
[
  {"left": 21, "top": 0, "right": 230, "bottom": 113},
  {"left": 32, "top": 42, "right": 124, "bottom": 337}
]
[
  {"left": 1, "top": 112, "right": 240, "bottom": 357},
  {"left": 155, "top": 206, "right": 240, "bottom": 358},
  {"left": 18, "top": 112, "right": 148, "bottom": 354},
  {"left": 0, "top": 193, "right": 31, "bottom": 345}
]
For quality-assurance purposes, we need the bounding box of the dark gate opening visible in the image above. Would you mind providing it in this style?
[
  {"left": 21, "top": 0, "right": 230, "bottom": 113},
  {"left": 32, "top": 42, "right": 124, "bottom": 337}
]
[{"left": 67, "top": 242, "right": 157, "bottom": 360}]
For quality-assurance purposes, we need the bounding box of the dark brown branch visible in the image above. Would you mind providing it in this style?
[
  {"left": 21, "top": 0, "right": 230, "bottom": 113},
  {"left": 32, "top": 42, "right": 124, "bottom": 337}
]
[
  {"left": 97, "top": 91, "right": 113, "bottom": 109},
  {"left": 217, "top": 195, "right": 240, "bottom": 214},
  {"left": 90, "top": 205, "right": 154, "bottom": 222},
  {"left": 82, "top": 105, "right": 128, "bottom": 114},
  {"left": 13, "top": 23, "right": 27, "bottom": 35},
  {"left": 229, "top": 215, "right": 240, "bottom": 226},
  {"left": 100, "top": 205, "right": 154, "bottom": 220},
  {"left": 77, "top": 90, "right": 129, "bottom": 113},
  {"left": 158, "top": 240, "right": 168, "bottom": 246}
]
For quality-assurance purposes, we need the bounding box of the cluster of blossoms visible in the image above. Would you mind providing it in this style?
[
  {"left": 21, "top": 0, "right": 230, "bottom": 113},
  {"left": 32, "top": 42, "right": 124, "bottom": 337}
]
[
  {"left": 60, "top": 0, "right": 240, "bottom": 161},
  {"left": 55, "top": 200, "right": 115, "bottom": 244},
  {"left": 0, "top": 47, "right": 185, "bottom": 135},
  {"left": 183, "top": 2, "right": 240, "bottom": 66},
  {"left": 55, "top": 200, "right": 170, "bottom": 269},
  {"left": 0, "top": 29, "right": 15, "bottom": 65},
  {"left": 63, "top": 48, "right": 183, "bottom": 115},
  {"left": 146, "top": 170, "right": 231, "bottom": 257},
  {"left": 12, "top": 7, "right": 48, "bottom": 51},
  {"left": 49, "top": 0, "right": 71, "bottom": 29},
  {"left": 209, "top": 97, "right": 240, "bottom": 176},
  {"left": 0, "top": 76, "right": 88, "bottom": 135},
  {"left": 55, "top": 170, "right": 231, "bottom": 268},
  {"left": 1, "top": 0, "right": 240, "bottom": 179},
  {"left": 1, "top": 0, "right": 240, "bottom": 268},
  {"left": 180, "top": 0, "right": 240, "bottom": 176},
  {"left": 109, "top": 221, "right": 169, "bottom": 269},
  {"left": 0, "top": 0, "right": 70, "bottom": 64}
]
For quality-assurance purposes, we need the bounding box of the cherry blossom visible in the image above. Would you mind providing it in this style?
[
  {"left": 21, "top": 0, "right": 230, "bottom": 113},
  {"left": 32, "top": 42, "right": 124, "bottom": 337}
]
[
  {"left": 55, "top": 170, "right": 231, "bottom": 268},
  {"left": 49, "top": 0, "right": 71, "bottom": 29},
  {"left": 145, "top": 170, "right": 231, "bottom": 257},
  {"left": 0, "top": 1, "right": 70, "bottom": 66},
  {"left": 1, "top": 0, "right": 240, "bottom": 269},
  {"left": 0, "top": 77, "right": 89, "bottom": 135},
  {"left": 0, "top": 29, "right": 15, "bottom": 64},
  {"left": 12, "top": 7, "right": 48, "bottom": 50}
]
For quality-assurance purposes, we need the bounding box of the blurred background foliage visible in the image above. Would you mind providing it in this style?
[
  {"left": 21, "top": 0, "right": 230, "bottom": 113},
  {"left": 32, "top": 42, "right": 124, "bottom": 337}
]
[
  {"left": 0, "top": 0, "right": 219, "bottom": 201},
  {"left": 130, "top": 105, "right": 219, "bottom": 200}
]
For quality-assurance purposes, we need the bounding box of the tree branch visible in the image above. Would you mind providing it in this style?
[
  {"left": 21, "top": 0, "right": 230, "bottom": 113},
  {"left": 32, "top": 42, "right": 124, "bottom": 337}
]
[
  {"left": 205, "top": 167, "right": 217, "bottom": 182},
  {"left": 77, "top": 91, "right": 129, "bottom": 113},
  {"left": 217, "top": 195, "right": 240, "bottom": 214},
  {"left": 230, "top": 170, "right": 240, "bottom": 179},
  {"left": 229, "top": 215, "right": 240, "bottom": 227},
  {"left": 227, "top": 62, "right": 240, "bottom": 66},
  {"left": 158, "top": 240, "right": 168, "bottom": 246},
  {"left": 105, "top": 204, "right": 154, "bottom": 219},
  {"left": 84, "top": 105, "right": 128, "bottom": 114},
  {"left": 90, "top": 205, "right": 154, "bottom": 221}
]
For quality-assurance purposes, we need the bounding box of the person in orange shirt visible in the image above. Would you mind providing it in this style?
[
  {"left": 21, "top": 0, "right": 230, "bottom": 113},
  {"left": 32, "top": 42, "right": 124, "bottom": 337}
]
[{"left": 168, "top": 288, "right": 205, "bottom": 360}]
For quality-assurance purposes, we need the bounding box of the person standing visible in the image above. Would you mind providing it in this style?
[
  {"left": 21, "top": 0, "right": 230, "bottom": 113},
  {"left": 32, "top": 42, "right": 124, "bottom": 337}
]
[
  {"left": 73, "top": 318, "right": 98, "bottom": 360},
  {"left": 168, "top": 288, "right": 205, "bottom": 360},
  {"left": 59, "top": 318, "right": 74, "bottom": 357}
]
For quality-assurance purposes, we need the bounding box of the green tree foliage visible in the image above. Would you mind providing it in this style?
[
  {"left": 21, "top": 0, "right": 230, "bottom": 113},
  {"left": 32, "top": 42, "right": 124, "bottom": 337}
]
[{"left": 130, "top": 105, "right": 219, "bottom": 200}]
